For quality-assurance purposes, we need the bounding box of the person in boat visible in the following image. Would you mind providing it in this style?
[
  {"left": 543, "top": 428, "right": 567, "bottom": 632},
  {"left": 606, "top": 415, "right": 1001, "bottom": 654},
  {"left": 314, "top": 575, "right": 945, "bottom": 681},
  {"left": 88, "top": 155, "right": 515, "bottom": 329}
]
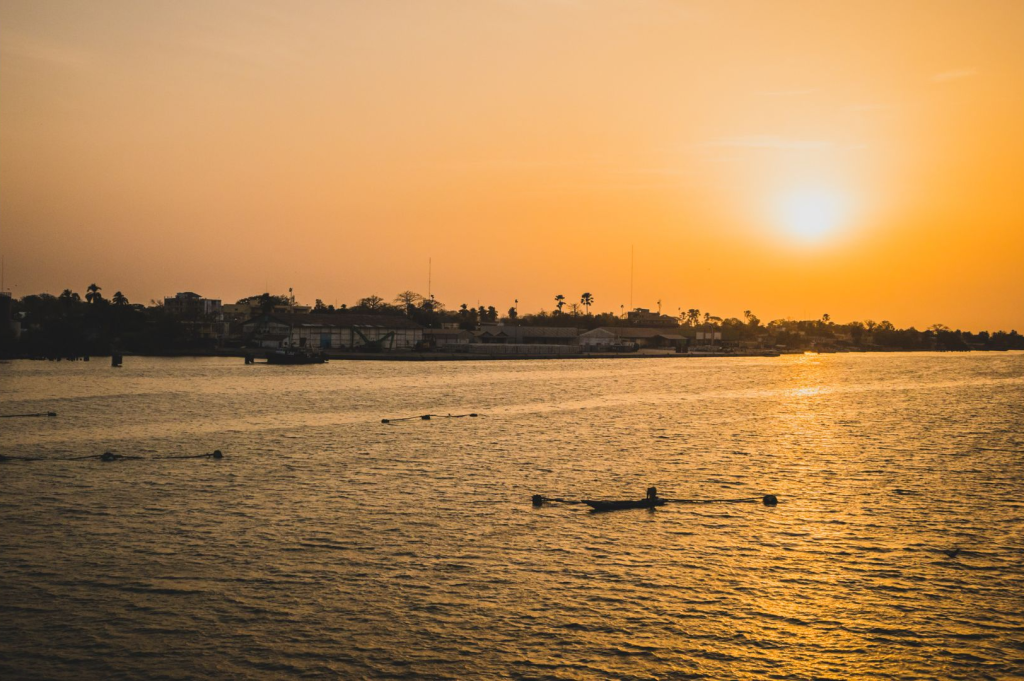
[{"left": 646, "top": 486, "right": 658, "bottom": 501}]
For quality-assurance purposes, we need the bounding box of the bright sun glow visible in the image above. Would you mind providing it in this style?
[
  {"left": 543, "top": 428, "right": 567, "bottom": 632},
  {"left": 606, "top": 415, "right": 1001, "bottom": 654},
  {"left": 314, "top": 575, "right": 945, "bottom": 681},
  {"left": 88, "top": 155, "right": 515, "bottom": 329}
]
[{"left": 777, "top": 189, "right": 849, "bottom": 242}]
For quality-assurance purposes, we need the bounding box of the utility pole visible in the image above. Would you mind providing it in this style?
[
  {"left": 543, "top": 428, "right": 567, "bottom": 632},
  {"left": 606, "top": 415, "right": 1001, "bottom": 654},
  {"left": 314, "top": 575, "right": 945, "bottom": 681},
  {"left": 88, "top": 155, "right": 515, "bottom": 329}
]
[{"left": 622, "top": 245, "right": 630, "bottom": 311}]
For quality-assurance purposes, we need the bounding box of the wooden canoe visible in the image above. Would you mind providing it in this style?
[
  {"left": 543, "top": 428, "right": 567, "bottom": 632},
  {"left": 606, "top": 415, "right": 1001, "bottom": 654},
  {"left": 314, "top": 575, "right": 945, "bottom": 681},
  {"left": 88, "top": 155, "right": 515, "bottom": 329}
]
[{"left": 582, "top": 498, "right": 666, "bottom": 512}]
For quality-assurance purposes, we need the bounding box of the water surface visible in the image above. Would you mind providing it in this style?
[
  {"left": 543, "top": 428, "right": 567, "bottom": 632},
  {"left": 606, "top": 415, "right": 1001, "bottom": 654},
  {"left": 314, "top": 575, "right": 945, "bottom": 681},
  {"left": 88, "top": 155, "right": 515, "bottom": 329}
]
[{"left": 2, "top": 353, "right": 1022, "bottom": 678}]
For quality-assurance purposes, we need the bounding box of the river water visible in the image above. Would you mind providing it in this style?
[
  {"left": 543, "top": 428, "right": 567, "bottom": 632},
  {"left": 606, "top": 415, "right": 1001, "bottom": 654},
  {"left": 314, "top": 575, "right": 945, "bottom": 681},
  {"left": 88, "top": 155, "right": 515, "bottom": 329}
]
[{"left": 1, "top": 353, "right": 1022, "bottom": 679}]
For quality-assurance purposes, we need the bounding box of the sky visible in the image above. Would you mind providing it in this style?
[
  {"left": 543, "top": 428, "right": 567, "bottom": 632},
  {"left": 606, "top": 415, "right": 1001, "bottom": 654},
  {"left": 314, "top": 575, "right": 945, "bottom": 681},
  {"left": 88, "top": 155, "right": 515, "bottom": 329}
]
[{"left": 1, "top": 0, "right": 1022, "bottom": 330}]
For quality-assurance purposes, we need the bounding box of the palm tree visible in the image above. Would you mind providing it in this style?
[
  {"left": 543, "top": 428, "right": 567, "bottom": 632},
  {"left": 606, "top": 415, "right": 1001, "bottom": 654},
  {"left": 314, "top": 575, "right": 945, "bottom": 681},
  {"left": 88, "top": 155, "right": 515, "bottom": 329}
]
[
  {"left": 59, "top": 289, "right": 80, "bottom": 308},
  {"left": 554, "top": 294, "right": 566, "bottom": 314},
  {"left": 743, "top": 309, "right": 760, "bottom": 330},
  {"left": 581, "top": 292, "right": 593, "bottom": 315},
  {"left": 112, "top": 291, "right": 129, "bottom": 307},
  {"left": 85, "top": 283, "right": 102, "bottom": 304},
  {"left": 686, "top": 308, "right": 701, "bottom": 327}
]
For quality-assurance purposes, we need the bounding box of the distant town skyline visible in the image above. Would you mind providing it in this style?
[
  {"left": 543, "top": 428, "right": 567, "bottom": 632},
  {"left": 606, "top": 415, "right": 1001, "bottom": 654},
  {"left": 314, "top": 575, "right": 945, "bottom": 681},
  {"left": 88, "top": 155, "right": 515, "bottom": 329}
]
[{"left": 2, "top": 1, "right": 1022, "bottom": 331}]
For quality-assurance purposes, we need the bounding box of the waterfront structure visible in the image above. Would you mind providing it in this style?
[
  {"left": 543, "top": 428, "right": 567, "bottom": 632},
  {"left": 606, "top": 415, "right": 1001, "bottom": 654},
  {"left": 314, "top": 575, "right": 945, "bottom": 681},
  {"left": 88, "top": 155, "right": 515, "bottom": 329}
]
[
  {"left": 241, "top": 315, "right": 293, "bottom": 348},
  {"left": 581, "top": 327, "right": 687, "bottom": 351},
  {"left": 578, "top": 327, "right": 617, "bottom": 350},
  {"left": 423, "top": 328, "right": 474, "bottom": 347},
  {"left": 243, "top": 314, "right": 423, "bottom": 351},
  {"left": 474, "top": 325, "right": 579, "bottom": 345}
]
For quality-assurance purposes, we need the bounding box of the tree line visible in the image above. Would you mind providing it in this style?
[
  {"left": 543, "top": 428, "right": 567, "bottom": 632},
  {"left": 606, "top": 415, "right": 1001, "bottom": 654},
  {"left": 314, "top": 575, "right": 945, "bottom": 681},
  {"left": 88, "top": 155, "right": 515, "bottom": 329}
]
[{"left": 2, "top": 285, "right": 1022, "bottom": 357}]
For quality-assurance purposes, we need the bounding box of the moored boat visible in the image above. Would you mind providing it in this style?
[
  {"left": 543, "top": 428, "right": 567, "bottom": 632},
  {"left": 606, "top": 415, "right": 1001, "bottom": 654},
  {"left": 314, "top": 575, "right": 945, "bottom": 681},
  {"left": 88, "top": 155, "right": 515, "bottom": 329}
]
[
  {"left": 582, "top": 498, "right": 666, "bottom": 512},
  {"left": 266, "top": 348, "right": 327, "bottom": 365}
]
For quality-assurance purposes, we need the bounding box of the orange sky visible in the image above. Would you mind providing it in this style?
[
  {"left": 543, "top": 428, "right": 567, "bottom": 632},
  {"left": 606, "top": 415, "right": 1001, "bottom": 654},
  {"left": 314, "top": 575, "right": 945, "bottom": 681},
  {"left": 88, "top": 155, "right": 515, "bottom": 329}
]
[{"left": 1, "top": 0, "right": 1022, "bottom": 330}]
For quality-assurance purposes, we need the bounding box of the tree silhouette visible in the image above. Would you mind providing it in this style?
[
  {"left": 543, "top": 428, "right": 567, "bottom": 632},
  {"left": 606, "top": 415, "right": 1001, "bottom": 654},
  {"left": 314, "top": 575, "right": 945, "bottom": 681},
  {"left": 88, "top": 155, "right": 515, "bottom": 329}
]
[
  {"left": 59, "top": 289, "right": 80, "bottom": 308},
  {"left": 358, "top": 295, "right": 385, "bottom": 310},
  {"left": 507, "top": 306, "right": 518, "bottom": 320},
  {"left": 258, "top": 293, "right": 276, "bottom": 314},
  {"left": 112, "top": 291, "right": 129, "bottom": 307},
  {"left": 394, "top": 291, "right": 423, "bottom": 308},
  {"left": 85, "top": 283, "right": 103, "bottom": 305},
  {"left": 686, "top": 308, "right": 701, "bottom": 327},
  {"left": 581, "top": 292, "right": 593, "bottom": 315},
  {"left": 707, "top": 315, "right": 722, "bottom": 345},
  {"left": 554, "top": 294, "right": 566, "bottom": 314}
]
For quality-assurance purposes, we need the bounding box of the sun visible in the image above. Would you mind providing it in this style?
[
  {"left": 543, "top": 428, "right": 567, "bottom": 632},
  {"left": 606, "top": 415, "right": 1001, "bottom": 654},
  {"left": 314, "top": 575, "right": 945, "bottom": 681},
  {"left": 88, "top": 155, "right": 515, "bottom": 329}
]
[{"left": 776, "top": 188, "right": 848, "bottom": 242}]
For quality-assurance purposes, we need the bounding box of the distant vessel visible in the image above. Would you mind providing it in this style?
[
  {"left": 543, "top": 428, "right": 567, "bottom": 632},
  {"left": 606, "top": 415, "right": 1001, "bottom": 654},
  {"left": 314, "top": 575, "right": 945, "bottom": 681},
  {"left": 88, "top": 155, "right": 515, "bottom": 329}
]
[
  {"left": 266, "top": 348, "right": 327, "bottom": 365},
  {"left": 583, "top": 498, "right": 666, "bottom": 512}
]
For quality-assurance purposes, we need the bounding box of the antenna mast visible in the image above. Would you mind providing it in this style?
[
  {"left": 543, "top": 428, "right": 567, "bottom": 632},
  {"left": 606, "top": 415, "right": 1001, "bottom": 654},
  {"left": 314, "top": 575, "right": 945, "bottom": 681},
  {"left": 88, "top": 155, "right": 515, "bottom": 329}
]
[{"left": 629, "top": 245, "right": 634, "bottom": 311}]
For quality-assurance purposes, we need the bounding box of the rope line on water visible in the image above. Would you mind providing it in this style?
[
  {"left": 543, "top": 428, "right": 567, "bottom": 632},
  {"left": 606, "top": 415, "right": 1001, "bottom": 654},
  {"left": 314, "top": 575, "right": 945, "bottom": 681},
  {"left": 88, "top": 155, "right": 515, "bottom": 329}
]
[
  {"left": 381, "top": 413, "right": 480, "bottom": 424},
  {"left": 0, "top": 450, "right": 224, "bottom": 463},
  {"left": 532, "top": 494, "right": 779, "bottom": 507},
  {"left": 661, "top": 496, "right": 764, "bottom": 504},
  {"left": 0, "top": 412, "right": 57, "bottom": 419}
]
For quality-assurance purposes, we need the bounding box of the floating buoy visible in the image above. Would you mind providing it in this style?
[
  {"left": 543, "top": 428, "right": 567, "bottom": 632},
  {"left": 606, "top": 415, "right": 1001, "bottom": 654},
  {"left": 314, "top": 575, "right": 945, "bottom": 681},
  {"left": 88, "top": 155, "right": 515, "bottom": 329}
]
[
  {"left": 532, "top": 494, "right": 544, "bottom": 507},
  {"left": 210, "top": 450, "right": 223, "bottom": 459},
  {"left": 762, "top": 494, "right": 778, "bottom": 506},
  {"left": 100, "top": 452, "right": 119, "bottom": 462}
]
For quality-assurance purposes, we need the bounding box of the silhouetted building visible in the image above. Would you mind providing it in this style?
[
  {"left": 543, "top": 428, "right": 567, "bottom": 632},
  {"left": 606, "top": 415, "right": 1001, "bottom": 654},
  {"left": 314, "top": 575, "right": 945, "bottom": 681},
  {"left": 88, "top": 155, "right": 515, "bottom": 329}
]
[
  {"left": 241, "top": 315, "right": 292, "bottom": 348},
  {"left": 474, "top": 325, "right": 579, "bottom": 345},
  {"left": 581, "top": 326, "right": 686, "bottom": 350},
  {"left": 423, "top": 328, "right": 474, "bottom": 347},
  {"left": 289, "top": 314, "right": 422, "bottom": 351},
  {"left": 0, "top": 291, "right": 19, "bottom": 340},
  {"left": 242, "top": 314, "right": 423, "bottom": 351},
  {"left": 164, "top": 292, "right": 222, "bottom": 318},
  {"left": 627, "top": 308, "right": 679, "bottom": 326}
]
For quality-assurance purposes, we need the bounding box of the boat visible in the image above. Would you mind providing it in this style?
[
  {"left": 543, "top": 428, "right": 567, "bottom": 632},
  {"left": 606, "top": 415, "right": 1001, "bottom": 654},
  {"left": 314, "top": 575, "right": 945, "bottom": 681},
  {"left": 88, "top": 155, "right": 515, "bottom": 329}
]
[
  {"left": 582, "top": 498, "right": 666, "bottom": 512},
  {"left": 266, "top": 348, "right": 327, "bottom": 365}
]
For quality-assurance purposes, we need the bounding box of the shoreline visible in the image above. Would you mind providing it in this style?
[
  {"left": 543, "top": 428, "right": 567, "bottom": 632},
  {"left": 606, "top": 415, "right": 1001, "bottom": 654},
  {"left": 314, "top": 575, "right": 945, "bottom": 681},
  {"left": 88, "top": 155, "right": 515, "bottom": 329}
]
[{"left": 4, "top": 348, "right": 1009, "bottom": 363}]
